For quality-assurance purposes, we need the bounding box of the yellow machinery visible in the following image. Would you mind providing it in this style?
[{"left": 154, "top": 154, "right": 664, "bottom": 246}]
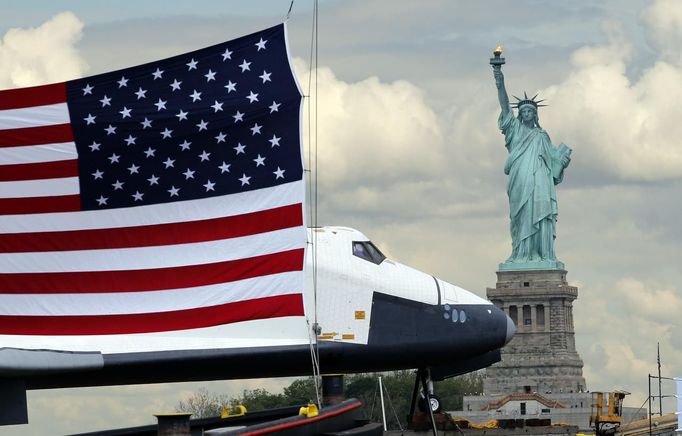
[
  {"left": 589, "top": 391, "right": 629, "bottom": 435},
  {"left": 220, "top": 404, "right": 247, "bottom": 419}
]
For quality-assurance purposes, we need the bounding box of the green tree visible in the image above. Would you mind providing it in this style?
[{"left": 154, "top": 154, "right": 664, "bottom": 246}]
[
  {"left": 282, "top": 377, "right": 318, "bottom": 404},
  {"left": 234, "top": 378, "right": 318, "bottom": 411},
  {"left": 437, "top": 371, "right": 484, "bottom": 410},
  {"left": 346, "top": 371, "right": 415, "bottom": 429},
  {"left": 236, "top": 388, "right": 287, "bottom": 410}
]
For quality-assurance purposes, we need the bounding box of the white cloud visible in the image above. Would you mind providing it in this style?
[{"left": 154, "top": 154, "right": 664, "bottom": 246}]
[
  {"left": 619, "top": 278, "right": 682, "bottom": 322},
  {"left": 293, "top": 59, "right": 445, "bottom": 190},
  {"left": 641, "top": 0, "right": 682, "bottom": 64},
  {"left": 539, "top": 11, "right": 682, "bottom": 181},
  {"left": 0, "top": 11, "right": 86, "bottom": 88},
  {"left": 576, "top": 277, "right": 682, "bottom": 409}
]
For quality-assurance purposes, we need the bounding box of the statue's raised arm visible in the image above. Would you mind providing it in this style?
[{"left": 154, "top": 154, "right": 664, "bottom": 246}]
[{"left": 490, "top": 46, "right": 509, "bottom": 114}]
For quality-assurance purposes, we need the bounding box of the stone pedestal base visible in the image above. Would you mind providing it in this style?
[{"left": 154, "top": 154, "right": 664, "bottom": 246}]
[{"left": 484, "top": 269, "right": 586, "bottom": 396}]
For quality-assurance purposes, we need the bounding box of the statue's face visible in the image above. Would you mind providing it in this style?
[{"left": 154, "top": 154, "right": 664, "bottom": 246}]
[{"left": 520, "top": 107, "right": 535, "bottom": 123}]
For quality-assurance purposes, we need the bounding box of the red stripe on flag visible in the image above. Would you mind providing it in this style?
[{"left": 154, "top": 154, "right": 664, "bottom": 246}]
[
  {"left": 0, "top": 194, "right": 81, "bottom": 215},
  {"left": 0, "top": 123, "right": 73, "bottom": 147},
  {"left": 0, "top": 294, "right": 304, "bottom": 335},
  {"left": 0, "top": 203, "right": 303, "bottom": 253},
  {"left": 0, "top": 248, "right": 304, "bottom": 294},
  {"left": 0, "top": 159, "right": 79, "bottom": 182},
  {"left": 0, "top": 82, "right": 67, "bottom": 110}
]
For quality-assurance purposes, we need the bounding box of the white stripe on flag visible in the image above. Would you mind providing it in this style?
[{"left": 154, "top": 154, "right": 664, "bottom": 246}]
[
  {"left": 1, "top": 226, "right": 305, "bottom": 273},
  {"left": 0, "top": 103, "right": 70, "bottom": 129},
  {"left": 0, "top": 179, "right": 303, "bottom": 233},
  {"left": 0, "top": 271, "right": 301, "bottom": 316},
  {"left": 0, "top": 317, "right": 312, "bottom": 353},
  {"left": 0, "top": 142, "right": 77, "bottom": 165},
  {"left": 0, "top": 176, "right": 80, "bottom": 198}
]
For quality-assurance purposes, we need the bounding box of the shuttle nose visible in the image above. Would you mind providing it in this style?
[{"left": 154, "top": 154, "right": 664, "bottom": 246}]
[{"left": 504, "top": 314, "right": 516, "bottom": 346}]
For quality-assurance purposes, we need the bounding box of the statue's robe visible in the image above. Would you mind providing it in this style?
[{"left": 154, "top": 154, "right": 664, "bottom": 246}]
[{"left": 499, "top": 110, "right": 567, "bottom": 263}]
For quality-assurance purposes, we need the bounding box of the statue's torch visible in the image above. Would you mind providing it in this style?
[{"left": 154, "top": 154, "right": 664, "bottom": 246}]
[{"left": 490, "top": 46, "right": 505, "bottom": 68}]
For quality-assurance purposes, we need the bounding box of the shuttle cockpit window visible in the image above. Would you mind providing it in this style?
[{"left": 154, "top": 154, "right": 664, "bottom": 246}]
[{"left": 352, "top": 241, "right": 386, "bottom": 265}]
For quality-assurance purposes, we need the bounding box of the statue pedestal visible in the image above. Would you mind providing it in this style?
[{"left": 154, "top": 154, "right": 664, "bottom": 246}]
[{"left": 484, "top": 268, "right": 586, "bottom": 395}]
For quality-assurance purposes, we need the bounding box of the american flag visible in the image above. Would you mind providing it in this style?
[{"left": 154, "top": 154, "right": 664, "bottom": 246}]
[{"left": 0, "top": 24, "right": 306, "bottom": 337}]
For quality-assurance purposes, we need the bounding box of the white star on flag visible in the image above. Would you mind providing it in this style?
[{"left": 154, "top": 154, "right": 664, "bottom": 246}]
[{"left": 255, "top": 38, "right": 267, "bottom": 51}]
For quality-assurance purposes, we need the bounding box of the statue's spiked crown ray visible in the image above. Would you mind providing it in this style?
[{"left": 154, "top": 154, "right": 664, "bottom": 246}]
[{"left": 513, "top": 92, "right": 547, "bottom": 111}]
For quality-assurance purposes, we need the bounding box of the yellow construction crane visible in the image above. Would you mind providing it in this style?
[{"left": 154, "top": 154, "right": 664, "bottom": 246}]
[{"left": 589, "top": 390, "right": 630, "bottom": 435}]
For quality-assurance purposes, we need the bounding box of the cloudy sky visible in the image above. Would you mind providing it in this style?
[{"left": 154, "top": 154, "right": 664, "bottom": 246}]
[{"left": 1, "top": 0, "right": 681, "bottom": 433}]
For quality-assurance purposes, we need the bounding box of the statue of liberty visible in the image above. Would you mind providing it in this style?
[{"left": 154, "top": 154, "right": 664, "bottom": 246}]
[{"left": 490, "top": 48, "right": 572, "bottom": 270}]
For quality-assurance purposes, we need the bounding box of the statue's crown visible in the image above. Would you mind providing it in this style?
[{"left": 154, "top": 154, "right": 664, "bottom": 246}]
[{"left": 513, "top": 92, "right": 547, "bottom": 111}]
